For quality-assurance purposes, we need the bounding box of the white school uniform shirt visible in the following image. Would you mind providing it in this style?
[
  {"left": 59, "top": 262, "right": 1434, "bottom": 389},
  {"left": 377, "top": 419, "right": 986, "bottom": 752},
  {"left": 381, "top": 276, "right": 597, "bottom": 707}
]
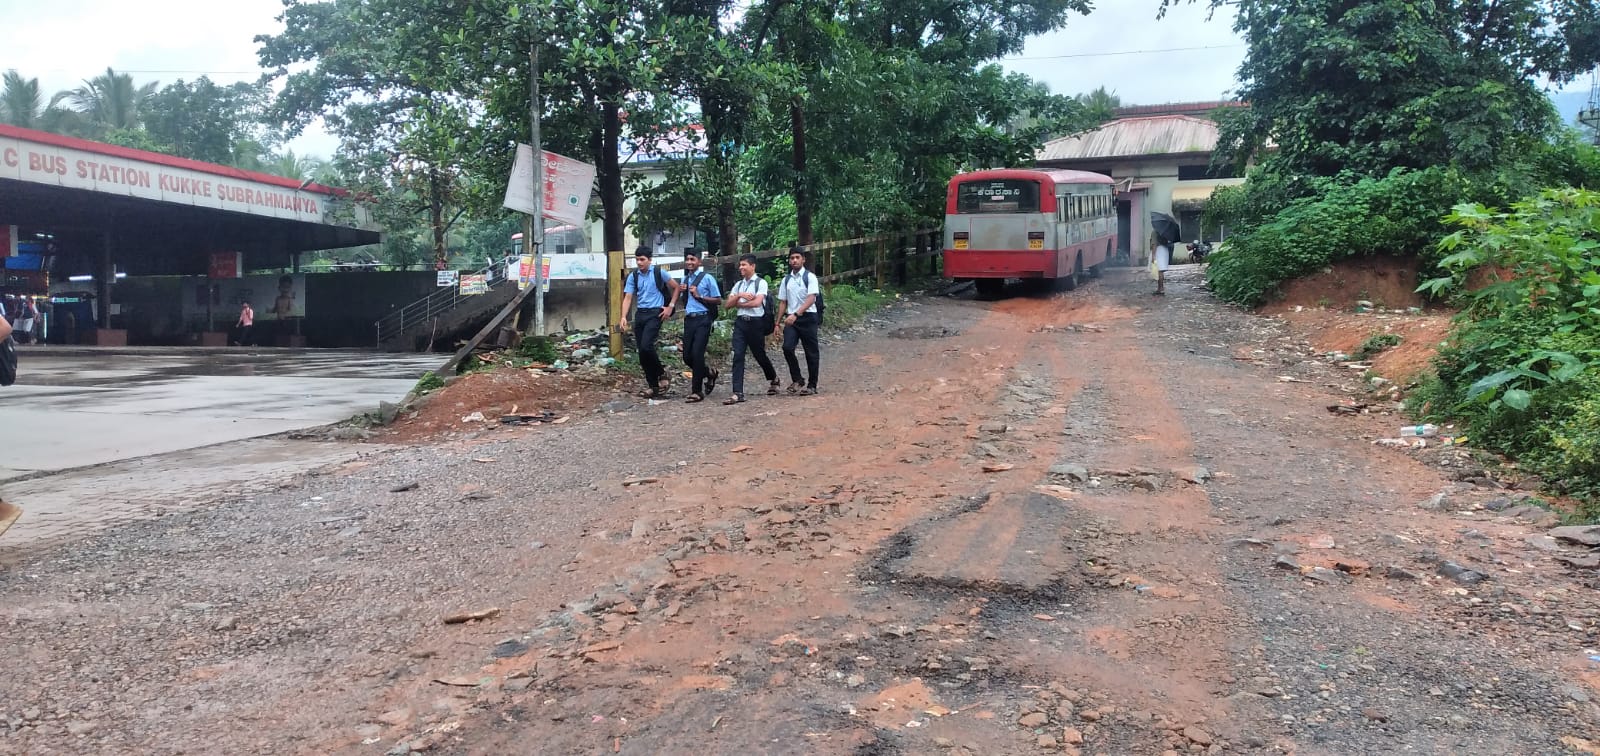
[
  {"left": 780, "top": 269, "right": 820, "bottom": 314},
  {"left": 731, "top": 276, "right": 767, "bottom": 317}
]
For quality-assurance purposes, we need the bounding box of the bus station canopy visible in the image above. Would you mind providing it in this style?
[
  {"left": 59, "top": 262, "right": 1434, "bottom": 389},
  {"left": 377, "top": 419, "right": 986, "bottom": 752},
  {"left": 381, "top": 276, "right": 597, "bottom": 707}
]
[{"left": 0, "top": 124, "right": 379, "bottom": 276}]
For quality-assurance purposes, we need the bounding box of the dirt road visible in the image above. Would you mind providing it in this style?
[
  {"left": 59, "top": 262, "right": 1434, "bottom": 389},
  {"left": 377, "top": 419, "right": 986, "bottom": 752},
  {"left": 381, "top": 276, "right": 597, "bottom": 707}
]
[{"left": 6, "top": 268, "right": 1600, "bottom": 755}]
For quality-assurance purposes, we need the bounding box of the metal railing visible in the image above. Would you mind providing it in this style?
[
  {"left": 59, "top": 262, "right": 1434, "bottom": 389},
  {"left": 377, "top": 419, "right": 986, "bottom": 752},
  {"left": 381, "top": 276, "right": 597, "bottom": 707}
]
[{"left": 374, "top": 260, "right": 510, "bottom": 348}]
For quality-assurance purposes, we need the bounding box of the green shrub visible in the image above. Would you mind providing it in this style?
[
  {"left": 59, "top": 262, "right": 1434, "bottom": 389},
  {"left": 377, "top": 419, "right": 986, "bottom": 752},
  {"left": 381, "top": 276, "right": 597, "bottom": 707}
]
[
  {"left": 1354, "top": 333, "right": 1402, "bottom": 361},
  {"left": 413, "top": 371, "right": 445, "bottom": 394},
  {"left": 1415, "top": 188, "right": 1600, "bottom": 509},
  {"left": 1205, "top": 167, "right": 1471, "bottom": 307},
  {"left": 515, "top": 335, "right": 559, "bottom": 364}
]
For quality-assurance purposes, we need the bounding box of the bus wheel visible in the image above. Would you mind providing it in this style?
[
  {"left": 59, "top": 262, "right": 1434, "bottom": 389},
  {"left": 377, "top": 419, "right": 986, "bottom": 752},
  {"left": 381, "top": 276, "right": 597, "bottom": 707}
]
[
  {"left": 1059, "top": 256, "right": 1080, "bottom": 291},
  {"left": 1090, "top": 240, "right": 1110, "bottom": 277},
  {"left": 975, "top": 278, "right": 1004, "bottom": 300}
]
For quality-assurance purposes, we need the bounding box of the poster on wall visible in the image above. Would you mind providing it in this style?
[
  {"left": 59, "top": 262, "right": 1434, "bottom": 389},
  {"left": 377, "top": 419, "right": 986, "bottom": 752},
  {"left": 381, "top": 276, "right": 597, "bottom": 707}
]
[
  {"left": 437, "top": 269, "right": 459, "bottom": 287},
  {"left": 208, "top": 251, "right": 243, "bottom": 279},
  {"left": 459, "top": 274, "right": 488, "bottom": 295},
  {"left": 515, "top": 255, "right": 555, "bottom": 292},
  {"left": 181, "top": 274, "right": 307, "bottom": 321}
]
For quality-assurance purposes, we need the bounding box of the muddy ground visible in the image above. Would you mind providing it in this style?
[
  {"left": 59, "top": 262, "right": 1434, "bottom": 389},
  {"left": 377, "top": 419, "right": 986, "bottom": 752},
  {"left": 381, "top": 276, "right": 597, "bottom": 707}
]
[{"left": 6, "top": 267, "right": 1600, "bottom": 756}]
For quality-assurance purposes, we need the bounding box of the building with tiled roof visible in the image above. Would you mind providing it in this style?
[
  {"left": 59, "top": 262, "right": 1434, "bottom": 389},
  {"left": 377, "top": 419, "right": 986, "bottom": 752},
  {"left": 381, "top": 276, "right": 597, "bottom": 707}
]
[{"left": 1036, "top": 103, "right": 1251, "bottom": 263}]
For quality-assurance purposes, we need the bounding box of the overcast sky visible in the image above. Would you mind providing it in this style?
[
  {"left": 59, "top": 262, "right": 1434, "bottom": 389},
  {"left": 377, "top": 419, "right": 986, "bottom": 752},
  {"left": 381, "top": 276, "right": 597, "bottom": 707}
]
[{"left": 2, "top": 0, "right": 1592, "bottom": 162}]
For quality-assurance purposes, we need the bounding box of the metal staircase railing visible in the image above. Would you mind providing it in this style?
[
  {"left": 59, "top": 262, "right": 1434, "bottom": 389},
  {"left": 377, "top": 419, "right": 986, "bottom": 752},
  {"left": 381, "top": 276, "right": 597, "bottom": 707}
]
[{"left": 374, "top": 260, "right": 510, "bottom": 348}]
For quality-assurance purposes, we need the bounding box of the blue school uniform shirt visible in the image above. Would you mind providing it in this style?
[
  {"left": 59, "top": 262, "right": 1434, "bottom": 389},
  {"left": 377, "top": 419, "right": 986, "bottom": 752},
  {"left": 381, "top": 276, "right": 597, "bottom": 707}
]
[
  {"left": 624, "top": 265, "right": 668, "bottom": 310},
  {"left": 681, "top": 271, "right": 722, "bottom": 315}
]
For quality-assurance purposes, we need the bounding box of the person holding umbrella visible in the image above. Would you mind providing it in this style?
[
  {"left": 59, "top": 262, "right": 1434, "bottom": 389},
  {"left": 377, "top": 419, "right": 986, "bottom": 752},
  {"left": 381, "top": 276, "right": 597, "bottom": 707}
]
[{"left": 1149, "top": 211, "right": 1182, "bottom": 296}]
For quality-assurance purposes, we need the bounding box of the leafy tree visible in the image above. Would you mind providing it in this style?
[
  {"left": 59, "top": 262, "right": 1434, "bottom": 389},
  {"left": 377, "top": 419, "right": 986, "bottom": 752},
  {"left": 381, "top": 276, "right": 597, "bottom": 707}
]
[
  {"left": 746, "top": 0, "right": 1093, "bottom": 242},
  {"left": 143, "top": 78, "right": 276, "bottom": 166},
  {"left": 261, "top": 1, "right": 495, "bottom": 268},
  {"left": 1162, "top": 0, "right": 1600, "bottom": 177}
]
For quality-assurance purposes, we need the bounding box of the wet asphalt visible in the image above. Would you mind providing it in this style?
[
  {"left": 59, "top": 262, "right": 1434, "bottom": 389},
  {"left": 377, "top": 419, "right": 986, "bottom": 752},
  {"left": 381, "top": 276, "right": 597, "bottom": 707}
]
[{"left": 0, "top": 346, "right": 439, "bottom": 480}]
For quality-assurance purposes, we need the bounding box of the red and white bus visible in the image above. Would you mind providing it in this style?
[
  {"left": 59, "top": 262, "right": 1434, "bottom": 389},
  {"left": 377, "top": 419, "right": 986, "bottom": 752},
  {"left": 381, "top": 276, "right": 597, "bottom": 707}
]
[{"left": 942, "top": 168, "right": 1117, "bottom": 298}]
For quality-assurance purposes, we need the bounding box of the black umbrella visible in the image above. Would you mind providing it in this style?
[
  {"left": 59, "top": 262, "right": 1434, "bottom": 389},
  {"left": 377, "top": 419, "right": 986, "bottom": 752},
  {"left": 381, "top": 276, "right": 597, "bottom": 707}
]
[{"left": 1150, "top": 211, "right": 1182, "bottom": 245}]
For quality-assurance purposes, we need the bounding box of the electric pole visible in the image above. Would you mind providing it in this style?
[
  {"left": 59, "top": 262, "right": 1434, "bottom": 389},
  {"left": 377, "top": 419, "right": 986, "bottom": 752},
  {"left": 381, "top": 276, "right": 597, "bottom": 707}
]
[{"left": 529, "top": 13, "right": 546, "bottom": 335}]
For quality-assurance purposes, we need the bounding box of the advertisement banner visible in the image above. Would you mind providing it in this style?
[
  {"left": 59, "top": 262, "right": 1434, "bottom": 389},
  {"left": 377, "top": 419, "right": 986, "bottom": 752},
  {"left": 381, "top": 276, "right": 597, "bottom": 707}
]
[
  {"left": 208, "top": 251, "right": 243, "bottom": 279},
  {"left": 503, "top": 145, "right": 597, "bottom": 227},
  {"left": 436, "top": 269, "right": 459, "bottom": 287},
  {"left": 459, "top": 274, "right": 488, "bottom": 295},
  {"left": 517, "top": 254, "right": 534, "bottom": 290},
  {"left": 182, "top": 274, "right": 305, "bottom": 320}
]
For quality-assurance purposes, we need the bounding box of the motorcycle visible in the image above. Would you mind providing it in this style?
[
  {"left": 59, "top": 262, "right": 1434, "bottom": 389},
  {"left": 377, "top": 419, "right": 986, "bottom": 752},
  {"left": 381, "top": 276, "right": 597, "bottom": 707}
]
[{"left": 1187, "top": 239, "right": 1213, "bottom": 265}]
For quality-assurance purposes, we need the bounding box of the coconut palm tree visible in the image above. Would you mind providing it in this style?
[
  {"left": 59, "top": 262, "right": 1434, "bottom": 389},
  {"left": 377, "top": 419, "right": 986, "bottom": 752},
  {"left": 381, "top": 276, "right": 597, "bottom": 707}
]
[
  {"left": 1, "top": 70, "right": 45, "bottom": 128},
  {"left": 263, "top": 150, "right": 327, "bottom": 182},
  {"left": 51, "top": 67, "right": 158, "bottom": 137},
  {"left": 1077, "top": 87, "right": 1123, "bottom": 125}
]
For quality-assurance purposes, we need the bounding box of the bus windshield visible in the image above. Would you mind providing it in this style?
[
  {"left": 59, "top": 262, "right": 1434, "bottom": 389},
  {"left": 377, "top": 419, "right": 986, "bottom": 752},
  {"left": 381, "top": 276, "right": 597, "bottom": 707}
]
[{"left": 956, "top": 179, "right": 1041, "bottom": 214}]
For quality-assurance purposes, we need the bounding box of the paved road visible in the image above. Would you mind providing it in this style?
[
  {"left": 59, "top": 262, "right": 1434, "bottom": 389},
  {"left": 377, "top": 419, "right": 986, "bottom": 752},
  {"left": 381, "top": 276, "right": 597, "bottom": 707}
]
[{"left": 0, "top": 347, "right": 438, "bottom": 481}]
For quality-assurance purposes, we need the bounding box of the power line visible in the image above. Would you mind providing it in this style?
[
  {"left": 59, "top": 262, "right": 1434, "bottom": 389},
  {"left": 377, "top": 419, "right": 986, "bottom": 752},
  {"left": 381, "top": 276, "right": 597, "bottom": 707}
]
[
  {"left": 1003, "top": 43, "right": 1245, "bottom": 62},
  {"left": 14, "top": 67, "right": 272, "bottom": 78}
]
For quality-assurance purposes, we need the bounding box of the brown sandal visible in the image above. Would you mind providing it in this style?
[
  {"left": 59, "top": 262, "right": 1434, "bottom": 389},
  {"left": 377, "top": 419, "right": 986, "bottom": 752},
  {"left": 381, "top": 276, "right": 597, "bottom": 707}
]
[
  {"left": 767, "top": 380, "right": 781, "bottom": 396},
  {"left": 723, "top": 395, "right": 745, "bottom": 405},
  {"left": 685, "top": 394, "right": 704, "bottom": 403}
]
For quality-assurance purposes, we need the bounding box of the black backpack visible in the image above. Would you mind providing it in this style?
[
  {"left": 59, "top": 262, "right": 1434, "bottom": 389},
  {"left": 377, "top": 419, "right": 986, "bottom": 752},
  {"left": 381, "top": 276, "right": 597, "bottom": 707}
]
[
  {"left": 0, "top": 335, "right": 16, "bottom": 387},
  {"left": 787, "top": 269, "right": 826, "bottom": 324},
  {"left": 684, "top": 270, "right": 720, "bottom": 321},
  {"left": 631, "top": 266, "right": 669, "bottom": 308},
  {"left": 758, "top": 282, "right": 778, "bottom": 335}
]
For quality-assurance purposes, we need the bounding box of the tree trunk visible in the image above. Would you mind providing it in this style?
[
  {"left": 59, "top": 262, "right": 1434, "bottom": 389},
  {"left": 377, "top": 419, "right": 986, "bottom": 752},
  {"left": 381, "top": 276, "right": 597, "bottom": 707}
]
[
  {"left": 791, "top": 98, "right": 813, "bottom": 245},
  {"left": 429, "top": 168, "right": 446, "bottom": 269},
  {"left": 600, "top": 100, "right": 626, "bottom": 253},
  {"left": 710, "top": 135, "right": 738, "bottom": 258}
]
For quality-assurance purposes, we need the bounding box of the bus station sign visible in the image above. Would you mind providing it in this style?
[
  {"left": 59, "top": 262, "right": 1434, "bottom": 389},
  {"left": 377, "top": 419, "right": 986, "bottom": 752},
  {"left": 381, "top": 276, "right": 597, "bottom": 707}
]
[{"left": 1, "top": 130, "right": 338, "bottom": 225}]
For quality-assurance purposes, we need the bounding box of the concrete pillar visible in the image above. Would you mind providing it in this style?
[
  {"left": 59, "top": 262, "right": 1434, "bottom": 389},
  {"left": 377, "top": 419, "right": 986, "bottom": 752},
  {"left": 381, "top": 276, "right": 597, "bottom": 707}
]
[
  {"left": 98, "top": 231, "right": 113, "bottom": 328},
  {"left": 1129, "top": 190, "right": 1147, "bottom": 266}
]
